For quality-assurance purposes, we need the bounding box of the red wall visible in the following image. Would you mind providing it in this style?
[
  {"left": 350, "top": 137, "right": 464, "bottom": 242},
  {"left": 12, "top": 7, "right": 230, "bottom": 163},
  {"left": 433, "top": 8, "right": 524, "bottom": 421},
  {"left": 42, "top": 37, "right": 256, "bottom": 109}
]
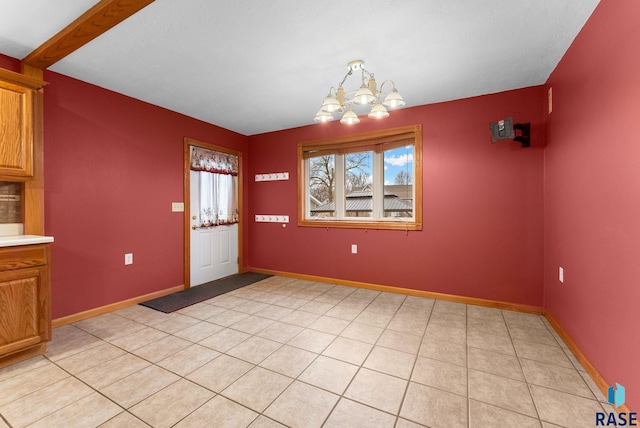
[
  {"left": 0, "top": 54, "right": 20, "bottom": 72},
  {"left": 544, "top": 0, "right": 640, "bottom": 411},
  {"left": 43, "top": 71, "right": 248, "bottom": 318},
  {"left": 247, "top": 87, "right": 545, "bottom": 307}
]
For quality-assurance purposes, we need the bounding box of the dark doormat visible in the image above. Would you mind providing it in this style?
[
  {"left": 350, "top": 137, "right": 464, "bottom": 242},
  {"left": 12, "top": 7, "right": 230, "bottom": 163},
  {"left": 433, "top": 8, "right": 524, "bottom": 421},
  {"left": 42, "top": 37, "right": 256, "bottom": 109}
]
[{"left": 139, "top": 272, "right": 272, "bottom": 313}]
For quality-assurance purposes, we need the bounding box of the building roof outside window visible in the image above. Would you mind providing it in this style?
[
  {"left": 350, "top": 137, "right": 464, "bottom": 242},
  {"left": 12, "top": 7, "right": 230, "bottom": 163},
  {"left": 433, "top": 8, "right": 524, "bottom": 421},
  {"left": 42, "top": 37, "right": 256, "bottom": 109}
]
[{"left": 311, "top": 187, "right": 412, "bottom": 215}]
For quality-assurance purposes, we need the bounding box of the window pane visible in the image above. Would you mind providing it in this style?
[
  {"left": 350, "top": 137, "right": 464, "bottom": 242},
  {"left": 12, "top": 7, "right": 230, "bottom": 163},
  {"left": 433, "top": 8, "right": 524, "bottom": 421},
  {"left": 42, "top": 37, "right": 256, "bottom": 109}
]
[
  {"left": 383, "top": 145, "right": 414, "bottom": 218},
  {"left": 308, "top": 154, "right": 335, "bottom": 217},
  {"left": 298, "top": 125, "right": 422, "bottom": 230},
  {"left": 345, "top": 151, "right": 373, "bottom": 218}
]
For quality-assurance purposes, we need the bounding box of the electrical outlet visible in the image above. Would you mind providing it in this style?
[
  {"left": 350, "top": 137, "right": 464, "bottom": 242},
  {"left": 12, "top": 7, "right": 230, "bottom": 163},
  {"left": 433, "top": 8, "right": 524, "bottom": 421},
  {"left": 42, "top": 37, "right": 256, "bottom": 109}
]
[
  {"left": 125, "top": 253, "right": 133, "bottom": 265},
  {"left": 559, "top": 266, "right": 564, "bottom": 283},
  {"left": 351, "top": 244, "right": 358, "bottom": 254}
]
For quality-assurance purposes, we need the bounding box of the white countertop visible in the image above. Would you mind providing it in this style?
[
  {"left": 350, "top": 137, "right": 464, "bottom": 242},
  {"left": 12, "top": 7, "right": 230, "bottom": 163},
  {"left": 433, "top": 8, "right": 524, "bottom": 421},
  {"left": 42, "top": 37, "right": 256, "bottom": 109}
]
[{"left": 0, "top": 235, "right": 54, "bottom": 248}]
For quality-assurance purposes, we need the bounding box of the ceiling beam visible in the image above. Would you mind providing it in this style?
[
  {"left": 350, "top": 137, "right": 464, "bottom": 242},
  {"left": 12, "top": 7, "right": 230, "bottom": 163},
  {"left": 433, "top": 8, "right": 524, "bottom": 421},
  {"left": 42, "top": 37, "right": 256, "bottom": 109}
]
[{"left": 22, "top": 0, "right": 155, "bottom": 70}]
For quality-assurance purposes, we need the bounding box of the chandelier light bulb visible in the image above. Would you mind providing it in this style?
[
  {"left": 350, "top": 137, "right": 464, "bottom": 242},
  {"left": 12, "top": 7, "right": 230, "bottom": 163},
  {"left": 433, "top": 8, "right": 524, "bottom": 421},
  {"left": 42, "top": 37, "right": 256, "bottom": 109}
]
[
  {"left": 382, "top": 88, "right": 405, "bottom": 108},
  {"left": 353, "top": 84, "right": 375, "bottom": 105},
  {"left": 368, "top": 102, "right": 389, "bottom": 119},
  {"left": 340, "top": 107, "right": 360, "bottom": 125},
  {"left": 321, "top": 93, "right": 341, "bottom": 113},
  {"left": 314, "top": 108, "right": 334, "bottom": 122}
]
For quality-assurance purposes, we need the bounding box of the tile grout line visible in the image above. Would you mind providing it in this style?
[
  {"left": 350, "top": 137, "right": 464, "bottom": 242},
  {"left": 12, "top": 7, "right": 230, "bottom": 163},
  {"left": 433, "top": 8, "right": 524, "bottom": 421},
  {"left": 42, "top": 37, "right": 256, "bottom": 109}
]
[
  {"left": 394, "top": 297, "right": 435, "bottom": 427},
  {"left": 316, "top": 290, "right": 402, "bottom": 427},
  {"left": 127, "top": 278, "right": 321, "bottom": 426},
  {"left": 0, "top": 277, "right": 608, "bottom": 427},
  {"left": 41, "top": 352, "right": 145, "bottom": 427},
  {"left": 195, "top": 280, "right": 357, "bottom": 427},
  {"left": 504, "top": 309, "right": 544, "bottom": 424}
]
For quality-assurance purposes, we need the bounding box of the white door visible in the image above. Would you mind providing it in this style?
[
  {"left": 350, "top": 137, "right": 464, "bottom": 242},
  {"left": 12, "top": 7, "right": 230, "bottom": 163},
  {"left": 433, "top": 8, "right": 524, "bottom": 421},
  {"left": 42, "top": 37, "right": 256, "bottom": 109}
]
[{"left": 190, "top": 170, "right": 239, "bottom": 286}]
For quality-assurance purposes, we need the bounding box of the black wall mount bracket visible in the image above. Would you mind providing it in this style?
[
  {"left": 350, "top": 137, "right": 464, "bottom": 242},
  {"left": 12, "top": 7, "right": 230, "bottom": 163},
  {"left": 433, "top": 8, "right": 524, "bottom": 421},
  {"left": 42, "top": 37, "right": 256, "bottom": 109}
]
[{"left": 513, "top": 122, "right": 531, "bottom": 148}]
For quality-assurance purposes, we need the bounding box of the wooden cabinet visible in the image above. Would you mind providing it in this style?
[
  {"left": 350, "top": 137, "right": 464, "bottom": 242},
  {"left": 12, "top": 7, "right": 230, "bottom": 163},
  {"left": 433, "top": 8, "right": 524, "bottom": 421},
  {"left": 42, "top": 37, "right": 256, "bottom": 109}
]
[
  {"left": 0, "top": 68, "right": 51, "bottom": 368},
  {"left": 0, "top": 69, "right": 46, "bottom": 180},
  {"left": 0, "top": 244, "right": 51, "bottom": 368}
]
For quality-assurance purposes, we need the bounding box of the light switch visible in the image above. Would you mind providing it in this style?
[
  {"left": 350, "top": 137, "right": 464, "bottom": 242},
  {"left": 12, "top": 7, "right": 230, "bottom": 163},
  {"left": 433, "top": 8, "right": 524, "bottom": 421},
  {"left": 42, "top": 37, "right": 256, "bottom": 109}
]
[{"left": 172, "top": 202, "right": 184, "bottom": 212}]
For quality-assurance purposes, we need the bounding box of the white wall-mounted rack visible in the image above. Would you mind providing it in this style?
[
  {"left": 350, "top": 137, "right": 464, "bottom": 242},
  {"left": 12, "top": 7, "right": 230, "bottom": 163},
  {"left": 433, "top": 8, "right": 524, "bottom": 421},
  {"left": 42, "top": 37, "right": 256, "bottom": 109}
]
[
  {"left": 255, "top": 215, "right": 289, "bottom": 223},
  {"left": 255, "top": 172, "right": 289, "bottom": 182}
]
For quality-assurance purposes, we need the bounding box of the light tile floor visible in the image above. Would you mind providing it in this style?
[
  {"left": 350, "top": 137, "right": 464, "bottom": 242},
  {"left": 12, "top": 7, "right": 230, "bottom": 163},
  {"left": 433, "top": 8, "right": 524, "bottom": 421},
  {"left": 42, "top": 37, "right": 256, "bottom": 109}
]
[{"left": 0, "top": 276, "right": 614, "bottom": 428}]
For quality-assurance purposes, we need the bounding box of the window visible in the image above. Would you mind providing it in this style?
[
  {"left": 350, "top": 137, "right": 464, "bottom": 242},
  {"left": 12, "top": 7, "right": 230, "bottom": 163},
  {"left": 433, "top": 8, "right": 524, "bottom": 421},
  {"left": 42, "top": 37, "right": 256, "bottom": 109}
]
[
  {"left": 190, "top": 146, "right": 239, "bottom": 228},
  {"left": 298, "top": 125, "right": 422, "bottom": 230}
]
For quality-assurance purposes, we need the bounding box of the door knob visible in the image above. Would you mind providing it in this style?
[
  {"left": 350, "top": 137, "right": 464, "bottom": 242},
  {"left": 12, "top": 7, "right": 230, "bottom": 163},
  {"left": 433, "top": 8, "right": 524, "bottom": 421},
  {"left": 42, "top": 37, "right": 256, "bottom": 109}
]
[
  {"left": 192, "top": 216, "right": 197, "bottom": 220},
  {"left": 192, "top": 225, "right": 198, "bottom": 230}
]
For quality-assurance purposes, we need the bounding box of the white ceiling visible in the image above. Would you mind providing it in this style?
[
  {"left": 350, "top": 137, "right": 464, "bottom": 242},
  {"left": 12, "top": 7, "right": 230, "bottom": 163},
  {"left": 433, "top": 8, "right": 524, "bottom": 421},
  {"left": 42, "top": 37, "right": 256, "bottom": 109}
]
[{"left": 0, "top": 0, "right": 600, "bottom": 136}]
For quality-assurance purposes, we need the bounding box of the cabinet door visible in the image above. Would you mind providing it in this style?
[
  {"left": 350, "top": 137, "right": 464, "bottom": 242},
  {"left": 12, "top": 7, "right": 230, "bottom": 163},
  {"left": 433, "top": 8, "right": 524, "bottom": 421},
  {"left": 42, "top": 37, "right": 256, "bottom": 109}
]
[
  {"left": 0, "top": 267, "right": 49, "bottom": 356},
  {"left": 0, "top": 80, "right": 34, "bottom": 178}
]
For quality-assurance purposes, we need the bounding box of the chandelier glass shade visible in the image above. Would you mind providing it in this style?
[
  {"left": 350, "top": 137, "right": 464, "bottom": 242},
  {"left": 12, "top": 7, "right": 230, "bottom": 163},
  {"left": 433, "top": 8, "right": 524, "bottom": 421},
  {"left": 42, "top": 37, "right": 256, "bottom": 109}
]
[
  {"left": 314, "top": 60, "right": 405, "bottom": 124},
  {"left": 340, "top": 107, "right": 360, "bottom": 125}
]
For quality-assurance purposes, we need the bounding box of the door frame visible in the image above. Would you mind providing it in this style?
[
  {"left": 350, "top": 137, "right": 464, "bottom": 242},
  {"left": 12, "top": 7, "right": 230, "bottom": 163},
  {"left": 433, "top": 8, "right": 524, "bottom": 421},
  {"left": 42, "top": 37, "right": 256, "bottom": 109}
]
[{"left": 183, "top": 137, "right": 244, "bottom": 289}]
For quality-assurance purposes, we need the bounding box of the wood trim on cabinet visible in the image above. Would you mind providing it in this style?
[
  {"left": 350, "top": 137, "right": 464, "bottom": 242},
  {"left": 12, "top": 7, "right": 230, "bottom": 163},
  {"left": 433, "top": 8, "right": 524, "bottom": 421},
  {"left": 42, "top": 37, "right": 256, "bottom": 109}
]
[
  {"left": 0, "top": 245, "right": 48, "bottom": 270},
  {"left": 23, "top": 0, "right": 155, "bottom": 70},
  {"left": 21, "top": 65, "right": 45, "bottom": 234},
  {"left": 0, "top": 68, "right": 46, "bottom": 89},
  {"left": 0, "top": 343, "right": 47, "bottom": 370},
  {"left": 1, "top": 336, "right": 42, "bottom": 357}
]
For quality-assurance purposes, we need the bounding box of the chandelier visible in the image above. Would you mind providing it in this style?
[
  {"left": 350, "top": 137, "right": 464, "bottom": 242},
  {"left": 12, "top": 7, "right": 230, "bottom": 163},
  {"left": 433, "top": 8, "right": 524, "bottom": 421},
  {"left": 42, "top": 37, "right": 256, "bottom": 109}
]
[{"left": 314, "top": 60, "right": 405, "bottom": 125}]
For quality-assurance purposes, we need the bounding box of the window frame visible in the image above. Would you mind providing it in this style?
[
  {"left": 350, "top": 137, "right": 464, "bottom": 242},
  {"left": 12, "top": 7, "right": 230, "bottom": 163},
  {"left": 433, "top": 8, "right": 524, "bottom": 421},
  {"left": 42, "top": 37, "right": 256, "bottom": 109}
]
[{"left": 298, "top": 125, "right": 422, "bottom": 231}]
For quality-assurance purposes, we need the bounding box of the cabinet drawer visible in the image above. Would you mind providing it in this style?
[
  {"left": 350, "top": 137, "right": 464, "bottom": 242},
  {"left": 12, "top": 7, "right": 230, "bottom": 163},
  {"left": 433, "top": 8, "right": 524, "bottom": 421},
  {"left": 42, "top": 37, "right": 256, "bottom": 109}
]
[{"left": 0, "top": 245, "right": 49, "bottom": 270}]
